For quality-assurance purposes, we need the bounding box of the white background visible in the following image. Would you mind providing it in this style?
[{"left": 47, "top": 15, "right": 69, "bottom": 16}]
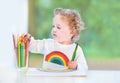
[{"left": 0, "top": 0, "right": 28, "bottom": 69}]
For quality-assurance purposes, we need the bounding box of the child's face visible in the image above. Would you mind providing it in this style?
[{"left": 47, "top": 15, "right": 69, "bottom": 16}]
[{"left": 51, "top": 15, "right": 73, "bottom": 44}]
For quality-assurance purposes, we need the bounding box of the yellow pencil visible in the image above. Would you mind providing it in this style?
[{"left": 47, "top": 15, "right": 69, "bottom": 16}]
[{"left": 17, "top": 35, "right": 21, "bottom": 67}]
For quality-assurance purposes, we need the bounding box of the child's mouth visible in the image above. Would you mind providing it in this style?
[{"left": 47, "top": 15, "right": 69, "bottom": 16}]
[{"left": 52, "top": 34, "right": 57, "bottom": 37}]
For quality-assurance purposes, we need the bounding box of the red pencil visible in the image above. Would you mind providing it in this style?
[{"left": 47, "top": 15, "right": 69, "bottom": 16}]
[{"left": 25, "top": 39, "right": 30, "bottom": 67}]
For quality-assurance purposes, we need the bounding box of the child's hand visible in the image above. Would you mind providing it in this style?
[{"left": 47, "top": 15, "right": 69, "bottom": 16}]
[
  {"left": 68, "top": 61, "right": 78, "bottom": 69},
  {"left": 21, "top": 34, "right": 31, "bottom": 43}
]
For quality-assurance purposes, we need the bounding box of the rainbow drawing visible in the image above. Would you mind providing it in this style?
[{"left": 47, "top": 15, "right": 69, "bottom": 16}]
[{"left": 45, "top": 51, "right": 69, "bottom": 66}]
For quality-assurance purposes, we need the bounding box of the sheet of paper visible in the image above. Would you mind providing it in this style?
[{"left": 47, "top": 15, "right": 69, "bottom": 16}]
[
  {"left": 42, "top": 61, "right": 68, "bottom": 70},
  {"left": 25, "top": 68, "right": 87, "bottom": 77}
]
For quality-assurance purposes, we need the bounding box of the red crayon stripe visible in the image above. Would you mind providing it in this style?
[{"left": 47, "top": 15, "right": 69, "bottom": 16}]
[{"left": 45, "top": 51, "right": 69, "bottom": 66}]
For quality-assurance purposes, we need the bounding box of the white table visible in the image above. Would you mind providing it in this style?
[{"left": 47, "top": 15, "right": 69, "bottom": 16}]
[{"left": 0, "top": 68, "right": 120, "bottom": 83}]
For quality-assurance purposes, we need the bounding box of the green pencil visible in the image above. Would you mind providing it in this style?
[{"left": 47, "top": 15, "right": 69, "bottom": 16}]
[
  {"left": 71, "top": 43, "right": 78, "bottom": 61},
  {"left": 20, "top": 43, "right": 25, "bottom": 67}
]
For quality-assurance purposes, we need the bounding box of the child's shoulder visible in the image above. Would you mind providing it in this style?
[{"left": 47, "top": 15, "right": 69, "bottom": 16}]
[
  {"left": 42, "top": 38, "right": 55, "bottom": 45},
  {"left": 43, "top": 38, "right": 55, "bottom": 42}
]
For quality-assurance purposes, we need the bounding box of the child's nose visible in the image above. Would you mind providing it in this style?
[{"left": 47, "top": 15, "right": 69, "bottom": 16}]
[{"left": 52, "top": 27, "right": 57, "bottom": 32}]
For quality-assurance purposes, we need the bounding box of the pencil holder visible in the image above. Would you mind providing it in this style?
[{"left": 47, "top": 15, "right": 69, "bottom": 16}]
[{"left": 13, "top": 34, "right": 30, "bottom": 68}]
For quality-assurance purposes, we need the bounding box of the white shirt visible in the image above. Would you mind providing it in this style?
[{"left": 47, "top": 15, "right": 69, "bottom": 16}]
[{"left": 29, "top": 37, "right": 88, "bottom": 71}]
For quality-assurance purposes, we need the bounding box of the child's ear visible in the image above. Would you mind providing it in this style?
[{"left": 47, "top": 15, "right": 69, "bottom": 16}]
[
  {"left": 70, "top": 29, "right": 75, "bottom": 35},
  {"left": 70, "top": 31, "right": 74, "bottom": 34}
]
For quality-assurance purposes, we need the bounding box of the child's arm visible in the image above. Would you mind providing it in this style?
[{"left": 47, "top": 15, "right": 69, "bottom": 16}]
[
  {"left": 68, "top": 46, "right": 88, "bottom": 70},
  {"left": 75, "top": 46, "right": 88, "bottom": 70},
  {"left": 68, "top": 43, "right": 78, "bottom": 69}
]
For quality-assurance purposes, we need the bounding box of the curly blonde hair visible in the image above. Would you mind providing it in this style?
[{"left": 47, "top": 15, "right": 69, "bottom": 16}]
[{"left": 54, "top": 8, "right": 84, "bottom": 42}]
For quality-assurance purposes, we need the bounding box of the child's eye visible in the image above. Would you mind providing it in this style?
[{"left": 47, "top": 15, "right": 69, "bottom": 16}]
[{"left": 57, "top": 26, "right": 61, "bottom": 29}]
